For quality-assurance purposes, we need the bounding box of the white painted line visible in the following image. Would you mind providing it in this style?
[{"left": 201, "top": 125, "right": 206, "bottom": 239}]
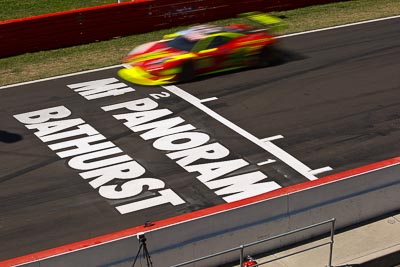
[
  {"left": 163, "top": 85, "right": 317, "bottom": 181},
  {"left": 279, "top": 15, "right": 400, "bottom": 39},
  {"left": 257, "top": 159, "right": 276, "bottom": 166},
  {"left": 122, "top": 63, "right": 133, "bottom": 69},
  {"left": 261, "top": 135, "right": 284, "bottom": 142},
  {"left": 200, "top": 97, "right": 218, "bottom": 103},
  {"left": 309, "top": 166, "right": 333, "bottom": 176},
  {"left": 0, "top": 64, "right": 123, "bottom": 90},
  {"left": 1, "top": 15, "right": 399, "bottom": 90}
]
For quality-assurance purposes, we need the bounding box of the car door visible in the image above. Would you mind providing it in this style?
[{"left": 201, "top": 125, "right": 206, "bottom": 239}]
[
  {"left": 207, "top": 36, "right": 237, "bottom": 69},
  {"left": 192, "top": 35, "right": 240, "bottom": 73},
  {"left": 191, "top": 36, "right": 220, "bottom": 73}
]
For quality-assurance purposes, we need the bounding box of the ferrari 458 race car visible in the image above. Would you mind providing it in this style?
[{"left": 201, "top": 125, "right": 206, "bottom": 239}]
[{"left": 118, "top": 13, "right": 285, "bottom": 86}]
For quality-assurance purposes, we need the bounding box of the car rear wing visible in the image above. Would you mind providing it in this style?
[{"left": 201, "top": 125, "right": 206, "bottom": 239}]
[{"left": 239, "top": 12, "right": 287, "bottom": 32}]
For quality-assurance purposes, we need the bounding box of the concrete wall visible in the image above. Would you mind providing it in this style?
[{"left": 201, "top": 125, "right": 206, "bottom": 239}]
[
  {"left": 0, "top": 0, "right": 345, "bottom": 58},
  {"left": 15, "top": 158, "right": 400, "bottom": 267}
]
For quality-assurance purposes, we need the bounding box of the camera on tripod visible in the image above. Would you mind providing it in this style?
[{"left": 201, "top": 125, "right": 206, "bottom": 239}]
[
  {"left": 132, "top": 232, "right": 153, "bottom": 267},
  {"left": 137, "top": 233, "right": 146, "bottom": 243}
]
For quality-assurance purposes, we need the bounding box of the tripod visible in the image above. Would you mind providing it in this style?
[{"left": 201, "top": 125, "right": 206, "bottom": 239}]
[{"left": 132, "top": 234, "right": 153, "bottom": 267}]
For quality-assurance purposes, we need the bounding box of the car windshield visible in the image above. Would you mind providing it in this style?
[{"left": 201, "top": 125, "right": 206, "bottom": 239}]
[{"left": 166, "top": 36, "right": 198, "bottom": 52}]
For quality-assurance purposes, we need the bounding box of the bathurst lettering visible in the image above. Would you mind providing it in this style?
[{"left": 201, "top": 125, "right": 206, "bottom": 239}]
[
  {"left": 13, "top": 106, "right": 185, "bottom": 214},
  {"left": 13, "top": 77, "right": 284, "bottom": 216}
]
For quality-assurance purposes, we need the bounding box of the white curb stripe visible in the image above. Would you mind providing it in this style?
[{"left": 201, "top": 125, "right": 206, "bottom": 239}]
[{"left": 278, "top": 15, "right": 400, "bottom": 39}]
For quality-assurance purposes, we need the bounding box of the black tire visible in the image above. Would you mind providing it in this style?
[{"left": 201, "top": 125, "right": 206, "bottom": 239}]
[
  {"left": 180, "top": 61, "right": 195, "bottom": 82},
  {"left": 258, "top": 46, "right": 280, "bottom": 67}
]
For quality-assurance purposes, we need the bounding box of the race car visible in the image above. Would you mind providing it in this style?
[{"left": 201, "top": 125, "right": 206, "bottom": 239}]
[{"left": 118, "top": 13, "right": 284, "bottom": 86}]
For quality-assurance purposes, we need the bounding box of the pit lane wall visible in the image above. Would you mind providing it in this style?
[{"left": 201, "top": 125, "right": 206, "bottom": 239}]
[
  {"left": 0, "top": 0, "right": 344, "bottom": 58},
  {"left": 8, "top": 157, "right": 400, "bottom": 267}
]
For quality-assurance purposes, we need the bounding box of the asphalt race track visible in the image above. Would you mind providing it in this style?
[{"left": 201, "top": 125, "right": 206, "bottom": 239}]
[{"left": 0, "top": 17, "right": 399, "bottom": 262}]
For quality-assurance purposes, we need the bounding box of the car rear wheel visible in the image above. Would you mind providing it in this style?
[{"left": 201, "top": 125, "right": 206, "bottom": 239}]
[
  {"left": 180, "top": 61, "right": 195, "bottom": 82},
  {"left": 258, "top": 46, "right": 280, "bottom": 67}
]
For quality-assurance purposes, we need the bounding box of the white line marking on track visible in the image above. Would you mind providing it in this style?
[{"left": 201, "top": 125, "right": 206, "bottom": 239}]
[
  {"left": 309, "top": 166, "right": 333, "bottom": 175},
  {"left": 261, "top": 135, "right": 284, "bottom": 142},
  {"left": 200, "top": 97, "right": 218, "bottom": 103},
  {"left": 0, "top": 15, "right": 399, "bottom": 90},
  {"left": 257, "top": 159, "right": 276, "bottom": 166},
  {"left": 163, "top": 85, "right": 318, "bottom": 181}
]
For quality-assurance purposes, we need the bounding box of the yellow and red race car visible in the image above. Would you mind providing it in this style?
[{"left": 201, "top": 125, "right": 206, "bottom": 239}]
[{"left": 118, "top": 13, "right": 284, "bottom": 86}]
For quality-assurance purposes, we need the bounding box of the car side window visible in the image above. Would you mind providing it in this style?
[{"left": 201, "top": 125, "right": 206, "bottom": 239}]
[
  {"left": 207, "top": 36, "right": 231, "bottom": 49},
  {"left": 192, "top": 37, "right": 213, "bottom": 52}
]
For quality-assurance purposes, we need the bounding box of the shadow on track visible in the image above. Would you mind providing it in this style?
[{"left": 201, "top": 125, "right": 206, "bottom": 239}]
[{"left": 0, "top": 130, "right": 23, "bottom": 143}]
